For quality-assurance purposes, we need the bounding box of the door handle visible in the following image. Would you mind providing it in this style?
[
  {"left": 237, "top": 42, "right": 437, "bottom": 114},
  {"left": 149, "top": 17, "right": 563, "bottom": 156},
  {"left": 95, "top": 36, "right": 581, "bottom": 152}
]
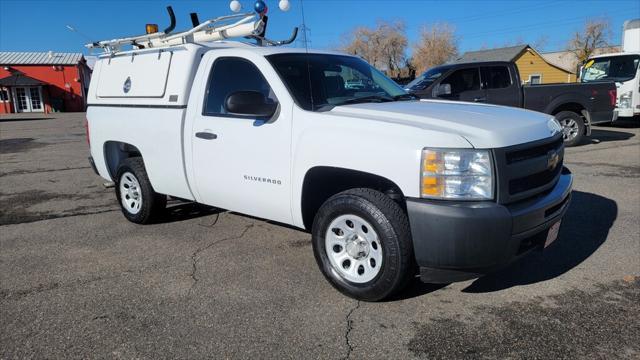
[
  {"left": 474, "top": 97, "right": 486, "bottom": 102},
  {"left": 195, "top": 131, "right": 217, "bottom": 140}
]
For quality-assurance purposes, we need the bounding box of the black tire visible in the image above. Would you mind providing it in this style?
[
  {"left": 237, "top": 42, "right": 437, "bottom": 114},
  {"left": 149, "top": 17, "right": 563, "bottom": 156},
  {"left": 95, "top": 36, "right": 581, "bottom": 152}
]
[
  {"left": 311, "top": 188, "right": 414, "bottom": 301},
  {"left": 555, "top": 111, "right": 585, "bottom": 147},
  {"left": 115, "top": 157, "right": 166, "bottom": 224}
]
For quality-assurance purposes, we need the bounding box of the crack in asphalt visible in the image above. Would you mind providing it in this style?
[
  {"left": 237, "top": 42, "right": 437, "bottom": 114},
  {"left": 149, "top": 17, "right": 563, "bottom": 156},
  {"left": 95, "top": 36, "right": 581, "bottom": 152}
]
[
  {"left": 565, "top": 161, "right": 639, "bottom": 178},
  {"left": 0, "top": 270, "right": 137, "bottom": 301},
  {"left": 188, "top": 221, "right": 254, "bottom": 294},
  {"left": 343, "top": 300, "right": 361, "bottom": 360},
  {"left": 0, "top": 166, "right": 91, "bottom": 177},
  {"left": 0, "top": 208, "right": 119, "bottom": 226}
]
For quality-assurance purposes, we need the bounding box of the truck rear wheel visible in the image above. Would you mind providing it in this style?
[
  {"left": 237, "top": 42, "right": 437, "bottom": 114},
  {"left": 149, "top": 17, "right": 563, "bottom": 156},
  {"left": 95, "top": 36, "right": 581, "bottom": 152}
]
[
  {"left": 555, "top": 111, "right": 585, "bottom": 147},
  {"left": 115, "top": 157, "right": 166, "bottom": 224},
  {"left": 311, "top": 188, "right": 414, "bottom": 301}
]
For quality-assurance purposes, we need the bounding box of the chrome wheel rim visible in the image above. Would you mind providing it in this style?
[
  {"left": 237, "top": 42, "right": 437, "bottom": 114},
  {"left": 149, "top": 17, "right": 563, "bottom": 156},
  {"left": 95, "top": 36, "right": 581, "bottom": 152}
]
[
  {"left": 119, "top": 171, "right": 142, "bottom": 215},
  {"left": 559, "top": 117, "right": 579, "bottom": 141},
  {"left": 325, "top": 214, "right": 383, "bottom": 283}
]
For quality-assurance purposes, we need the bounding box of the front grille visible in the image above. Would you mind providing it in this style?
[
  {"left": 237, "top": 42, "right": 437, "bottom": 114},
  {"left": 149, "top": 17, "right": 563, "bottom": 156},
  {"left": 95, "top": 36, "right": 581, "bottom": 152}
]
[
  {"left": 494, "top": 134, "right": 564, "bottom": 204},
  {"left": 509, "top": 161, "right": 562, "bottom": 195},
  {"left": 506, "top": 137, "right": 563, "bottom": 164}
]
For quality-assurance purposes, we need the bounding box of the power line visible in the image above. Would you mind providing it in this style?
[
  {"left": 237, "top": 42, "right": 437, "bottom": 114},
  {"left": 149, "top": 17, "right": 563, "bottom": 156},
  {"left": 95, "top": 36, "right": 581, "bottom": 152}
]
[
  {"left": 439, "top": 0, "right": 558, "bottom": 23},
  {"left": 460, "top": 9, "right": 628, "bottom": 40}
]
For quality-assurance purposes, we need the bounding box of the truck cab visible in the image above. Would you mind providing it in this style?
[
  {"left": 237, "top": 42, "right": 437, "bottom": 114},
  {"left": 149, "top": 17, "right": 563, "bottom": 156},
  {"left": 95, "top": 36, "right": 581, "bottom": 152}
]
[{"left": 405, "top": 61, "right": 523, "bottom": 107}]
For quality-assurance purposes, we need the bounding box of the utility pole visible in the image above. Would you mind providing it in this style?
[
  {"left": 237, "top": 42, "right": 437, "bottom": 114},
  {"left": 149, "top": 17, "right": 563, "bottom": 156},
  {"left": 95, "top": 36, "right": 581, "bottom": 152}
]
[{"left": 296, "top": 23, "right": 311, "bottom": 48}]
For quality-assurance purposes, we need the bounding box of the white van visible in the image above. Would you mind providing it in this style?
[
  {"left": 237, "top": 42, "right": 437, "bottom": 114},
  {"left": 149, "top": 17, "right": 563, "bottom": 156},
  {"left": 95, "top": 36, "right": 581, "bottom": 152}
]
[{"left": 581, "top": 19, "right": 640, "bottom": 119}]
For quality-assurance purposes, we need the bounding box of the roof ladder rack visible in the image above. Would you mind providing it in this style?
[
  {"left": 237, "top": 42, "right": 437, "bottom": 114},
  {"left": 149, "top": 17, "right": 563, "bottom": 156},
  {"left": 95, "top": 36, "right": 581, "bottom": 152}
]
[{"left": 86, "top": 4, "right": 297, "bottom": 54}]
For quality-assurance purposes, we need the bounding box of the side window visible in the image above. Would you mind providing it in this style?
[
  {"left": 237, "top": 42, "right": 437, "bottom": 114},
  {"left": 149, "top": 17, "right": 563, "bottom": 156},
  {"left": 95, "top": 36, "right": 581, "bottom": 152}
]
[
  {"left": 204, "top": 57, "right": 277, "bottom": 116},
  {"left": 528, "top": 74, "right": 542, "bottom": 85},
  {"left": 440, "top": 68, "right": 480, "bottom": 96},
  {"left": 484, "top": 66, "right": 512, "bottom": 89}
]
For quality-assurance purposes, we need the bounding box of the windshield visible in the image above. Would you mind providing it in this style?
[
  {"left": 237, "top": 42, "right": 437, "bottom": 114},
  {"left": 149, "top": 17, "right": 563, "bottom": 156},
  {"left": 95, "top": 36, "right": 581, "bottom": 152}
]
[
  {"left": 581, "top": 54, "right": 640, "bottom": 83},
  {"left": 267, "top": 53, "right": 412, "bottom": 111},
  {"left": 405, "top": 65, "right": 452, "bottom": 91}
]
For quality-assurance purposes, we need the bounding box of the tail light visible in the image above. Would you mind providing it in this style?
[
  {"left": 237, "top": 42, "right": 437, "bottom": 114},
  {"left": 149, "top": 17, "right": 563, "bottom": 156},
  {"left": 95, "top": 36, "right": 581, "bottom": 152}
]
[
  {"left": 84, "top": 118, "right": 90, "bottom": 146},
  {"left": 608, "top": 89, "right": 617, "bottom": 107}
]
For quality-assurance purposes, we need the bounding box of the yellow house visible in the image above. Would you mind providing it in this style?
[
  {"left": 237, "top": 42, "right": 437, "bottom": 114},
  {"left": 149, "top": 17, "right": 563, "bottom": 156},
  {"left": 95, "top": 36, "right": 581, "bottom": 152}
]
[{"left": 455, "top": 44, "right": 576, "bottom": 84}]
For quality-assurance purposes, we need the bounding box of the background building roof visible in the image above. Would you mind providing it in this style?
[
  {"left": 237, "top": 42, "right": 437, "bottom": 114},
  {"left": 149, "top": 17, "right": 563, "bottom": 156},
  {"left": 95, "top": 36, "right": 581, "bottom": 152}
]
[
  {"left": 453, "top": 44, "right": 529, "bottom": 63},
  {"left": 542, "top": 46, "right": 622, "bottom": 74},
  {"left": 0, "top": 74, "right": 46, "bottom": 86},
  {"left": 0, "top": 52, "right": 84, "bottom": 65}
]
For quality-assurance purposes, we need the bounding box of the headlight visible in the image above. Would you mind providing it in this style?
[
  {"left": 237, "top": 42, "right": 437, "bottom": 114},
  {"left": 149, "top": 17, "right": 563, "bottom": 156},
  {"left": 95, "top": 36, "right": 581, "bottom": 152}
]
[
  {"left": 421, "top": 149, "right": 493, "bottom": 200},
  {"left": 619, "top": 91, "right": 632, "bottom": 109},
  {"left": 547, "top": 117, "right": 562, "bottom": 135}
]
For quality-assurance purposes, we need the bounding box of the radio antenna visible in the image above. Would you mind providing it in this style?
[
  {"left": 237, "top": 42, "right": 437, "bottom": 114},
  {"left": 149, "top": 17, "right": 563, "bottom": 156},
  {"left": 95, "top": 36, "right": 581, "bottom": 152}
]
[
  {"left": 300, "top": 0, "right": 314, "bottom": 110},
  {"left": 66, "top": 24, "right": 93, "bottom": 42}
]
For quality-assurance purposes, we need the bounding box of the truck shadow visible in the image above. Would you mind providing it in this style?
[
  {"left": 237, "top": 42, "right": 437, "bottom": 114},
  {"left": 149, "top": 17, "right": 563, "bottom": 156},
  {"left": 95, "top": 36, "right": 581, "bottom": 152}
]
[
  {"left": 578, "top": 118, "right": 640, "bottom": 145},
  {"left": 461, "top": 190, "right": 617, "bottom": 293},
  {"left": 584, "top": 128, "right": 635, "bottom": 145},
  {"left": 600, "top": 116, "right": 640, "bottom": 128},
  {"left": 156, "top": 201, "right": 223, "bottom": 223}
]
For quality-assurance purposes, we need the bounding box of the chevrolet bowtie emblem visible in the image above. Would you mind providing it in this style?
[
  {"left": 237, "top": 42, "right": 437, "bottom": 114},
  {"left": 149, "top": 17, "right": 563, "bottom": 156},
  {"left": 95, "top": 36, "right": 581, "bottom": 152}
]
[{"left": 547, "top": 149, "right": 560, "bottom": 171}]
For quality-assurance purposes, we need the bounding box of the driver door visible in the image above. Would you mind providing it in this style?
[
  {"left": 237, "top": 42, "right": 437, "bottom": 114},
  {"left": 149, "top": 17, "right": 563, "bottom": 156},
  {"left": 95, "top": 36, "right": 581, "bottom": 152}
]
[
  {"left": 189, "top": 55, "right": 293, "bottom": 224},
  {"left": 435, "top": 67, "right": 486, "bottom": 103}
]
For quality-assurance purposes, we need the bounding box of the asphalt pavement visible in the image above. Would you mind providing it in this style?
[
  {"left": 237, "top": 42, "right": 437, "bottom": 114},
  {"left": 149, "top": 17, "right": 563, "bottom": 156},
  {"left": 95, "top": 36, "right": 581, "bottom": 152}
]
[{"left": 1, "top": 112, "right": 638, "bottom": 359}]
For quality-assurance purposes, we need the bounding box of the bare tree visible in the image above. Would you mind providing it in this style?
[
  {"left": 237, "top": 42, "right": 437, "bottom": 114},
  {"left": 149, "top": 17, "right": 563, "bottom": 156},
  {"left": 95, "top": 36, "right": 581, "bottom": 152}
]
[
  {"left": 342, "top": 20, "right": 408, "bottom": 77},
  {"left": 567, "top": 18, "right": 612, "bottom": 64},
  {"left": 501, "top": 36, "right": 526, "bottom": 48},
  {"left": 533, "top": 35, "right": 549, "bottom": 52},
  {"left": 411, "top": 23, "right": 458, "bottom": 74}
]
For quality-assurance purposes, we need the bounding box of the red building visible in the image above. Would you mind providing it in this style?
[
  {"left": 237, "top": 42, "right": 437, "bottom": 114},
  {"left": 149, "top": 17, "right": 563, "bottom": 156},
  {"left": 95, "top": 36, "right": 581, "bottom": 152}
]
[{"left": 0, "top": 52, "right": 91, "bottom": 114}]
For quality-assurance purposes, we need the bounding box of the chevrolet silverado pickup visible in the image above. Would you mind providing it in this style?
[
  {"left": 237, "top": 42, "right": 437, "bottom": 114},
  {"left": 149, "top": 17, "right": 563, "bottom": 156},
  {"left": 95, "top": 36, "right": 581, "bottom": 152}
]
[{"left": 86, "top": 23, "right": 572, "bottom": 301}]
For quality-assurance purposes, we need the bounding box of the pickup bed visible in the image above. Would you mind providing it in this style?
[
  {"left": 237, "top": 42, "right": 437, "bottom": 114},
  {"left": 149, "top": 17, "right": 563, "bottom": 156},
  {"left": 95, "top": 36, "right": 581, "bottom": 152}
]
[
  {"left": 405, "top": 61, "right": 617, "bottom": 146},
  {"left": 87, "top": 43, "right": 572, "bottom": 301}
]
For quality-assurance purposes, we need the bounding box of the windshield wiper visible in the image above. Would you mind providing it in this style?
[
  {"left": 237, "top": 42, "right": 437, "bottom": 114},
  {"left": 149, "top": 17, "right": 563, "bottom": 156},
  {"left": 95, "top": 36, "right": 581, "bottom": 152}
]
[
  {"left": 393, "top": 93, "right": 419, "bottom": 101},
  {"left": 336, "top": 95, "right": 394, "bottom": 106}
]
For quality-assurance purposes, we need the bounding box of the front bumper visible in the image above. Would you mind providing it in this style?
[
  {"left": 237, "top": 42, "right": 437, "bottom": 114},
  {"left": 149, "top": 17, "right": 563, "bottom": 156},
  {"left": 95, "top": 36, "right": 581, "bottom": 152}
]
[
  {"left": 615, "top": 107, "right": 636, "bottom": 118},
  {"left": 406, "top": 167, "right": 573, "bottom": 283}
]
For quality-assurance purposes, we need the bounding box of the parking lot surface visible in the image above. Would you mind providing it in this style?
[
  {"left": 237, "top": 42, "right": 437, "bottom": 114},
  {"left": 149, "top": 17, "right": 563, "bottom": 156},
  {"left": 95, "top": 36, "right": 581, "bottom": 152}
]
[{"left": 1, "top": 112, "right": 639, "bottom": 359}]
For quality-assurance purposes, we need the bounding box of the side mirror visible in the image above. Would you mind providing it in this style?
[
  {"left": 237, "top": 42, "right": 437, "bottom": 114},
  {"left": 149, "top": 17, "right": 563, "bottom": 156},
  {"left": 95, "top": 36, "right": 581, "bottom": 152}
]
[
  {"left": 435, "top": 83, "right": 452, "bottom": 96},
  {"left": 224, "top": 91, "right": 277, "bottom": 118}
]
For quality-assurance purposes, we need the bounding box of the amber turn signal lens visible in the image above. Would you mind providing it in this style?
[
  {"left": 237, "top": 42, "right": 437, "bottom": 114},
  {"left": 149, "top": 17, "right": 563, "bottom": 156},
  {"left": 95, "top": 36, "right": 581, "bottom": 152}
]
[
  {"left": 146, "top": 24, "right": 159, "bottom": 34},
  {"left": 421, "top": 176, "right": 442, "bottom": 196}
]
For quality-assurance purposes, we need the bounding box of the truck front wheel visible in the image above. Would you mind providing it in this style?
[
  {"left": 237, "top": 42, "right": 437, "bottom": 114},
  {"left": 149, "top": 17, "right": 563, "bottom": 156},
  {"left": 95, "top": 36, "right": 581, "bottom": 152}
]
[
  {"left": 555, "top": 111, "right": 585, "bottom": 147},
  {"left": 115, "top": 157, "right": 166, "bottom": 224},
  {"left": 311, "top": 188, "right": 414, "bottom": 301}
]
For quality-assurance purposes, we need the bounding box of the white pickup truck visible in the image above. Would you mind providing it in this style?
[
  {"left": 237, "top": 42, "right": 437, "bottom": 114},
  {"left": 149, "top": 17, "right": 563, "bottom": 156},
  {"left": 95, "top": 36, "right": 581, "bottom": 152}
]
[{"left": 86, "top": 41, "right": 573, "bottom": 301}]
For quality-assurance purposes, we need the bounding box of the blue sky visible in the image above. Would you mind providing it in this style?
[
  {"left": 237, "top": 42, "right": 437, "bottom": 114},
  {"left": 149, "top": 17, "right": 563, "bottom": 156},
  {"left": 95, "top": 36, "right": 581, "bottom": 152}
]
[{"left": 0, "top": 0, "right": 637, "bottom": 55}]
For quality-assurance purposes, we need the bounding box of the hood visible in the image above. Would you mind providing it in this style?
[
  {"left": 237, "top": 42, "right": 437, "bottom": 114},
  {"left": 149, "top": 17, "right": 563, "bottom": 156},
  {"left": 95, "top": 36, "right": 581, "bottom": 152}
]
[{"left": 329, "top": 99, "right": 559, "bottom": 148}]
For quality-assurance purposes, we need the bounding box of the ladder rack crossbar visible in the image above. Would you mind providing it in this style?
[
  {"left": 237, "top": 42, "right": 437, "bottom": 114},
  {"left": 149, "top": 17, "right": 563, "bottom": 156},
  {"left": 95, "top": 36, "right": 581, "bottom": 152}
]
[
  {"left": 161, "top": 13, "right": 256, "bottom": 43},
  {"left": 86, "top": 12, "right": 257, "bottom": 51}
]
